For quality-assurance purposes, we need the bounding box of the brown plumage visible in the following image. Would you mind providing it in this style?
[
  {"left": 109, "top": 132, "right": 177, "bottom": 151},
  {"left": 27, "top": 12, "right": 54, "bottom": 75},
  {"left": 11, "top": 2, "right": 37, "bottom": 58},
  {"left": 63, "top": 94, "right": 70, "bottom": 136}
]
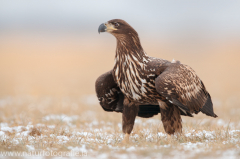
[{"left": 96, "top": 19, "right": 217, "bottom": 142}]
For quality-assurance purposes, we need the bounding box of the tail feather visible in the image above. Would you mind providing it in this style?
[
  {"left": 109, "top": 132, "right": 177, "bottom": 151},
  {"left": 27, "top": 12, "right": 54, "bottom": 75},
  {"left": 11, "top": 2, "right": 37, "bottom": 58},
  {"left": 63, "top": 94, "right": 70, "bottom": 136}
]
[{"left": 200, "top": 94, "right": 218, "bottom": 118}]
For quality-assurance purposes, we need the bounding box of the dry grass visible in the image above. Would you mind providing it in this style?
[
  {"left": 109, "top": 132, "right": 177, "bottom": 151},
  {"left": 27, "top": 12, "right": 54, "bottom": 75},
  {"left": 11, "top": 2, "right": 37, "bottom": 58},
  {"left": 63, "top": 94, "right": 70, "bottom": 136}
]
[
  {"left": 0, "top": 96, "right": 239, "bottom": 158},
  {"left": 0, "top": 34, "right": 240, "bottom": 158}
]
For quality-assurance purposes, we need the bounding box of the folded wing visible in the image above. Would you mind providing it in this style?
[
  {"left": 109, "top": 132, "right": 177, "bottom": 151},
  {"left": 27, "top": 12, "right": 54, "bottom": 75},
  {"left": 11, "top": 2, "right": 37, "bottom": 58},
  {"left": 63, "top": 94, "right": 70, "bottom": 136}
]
[
  {"left": 155, "top": 63, "right": 217, "bottom": 117},
  {"left": 95, "top": 70, "right": 123, "bottom": 112}
]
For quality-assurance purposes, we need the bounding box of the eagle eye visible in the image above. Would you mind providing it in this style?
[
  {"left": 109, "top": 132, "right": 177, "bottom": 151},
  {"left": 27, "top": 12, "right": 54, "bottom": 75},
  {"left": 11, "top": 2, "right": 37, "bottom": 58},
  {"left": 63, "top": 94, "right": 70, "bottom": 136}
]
[{"left": 114, "top": 22, "right": 119, "bottom": 27}]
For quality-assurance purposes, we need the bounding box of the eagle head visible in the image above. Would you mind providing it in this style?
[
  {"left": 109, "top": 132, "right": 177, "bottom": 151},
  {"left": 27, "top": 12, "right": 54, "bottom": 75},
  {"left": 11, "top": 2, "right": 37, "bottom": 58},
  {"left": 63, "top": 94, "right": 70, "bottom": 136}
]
[{"left": 98, "top": 19, "right": 138, "bottom": 36}]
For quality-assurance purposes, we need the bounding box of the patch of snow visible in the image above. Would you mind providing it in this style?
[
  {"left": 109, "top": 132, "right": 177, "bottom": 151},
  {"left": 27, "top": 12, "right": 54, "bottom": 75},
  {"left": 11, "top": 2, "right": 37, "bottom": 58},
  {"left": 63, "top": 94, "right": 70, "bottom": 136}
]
[
  {"left": 43, "top": 114, "right": 78, "bottom": 123},
  {"left": 26, "top": 145, "right": 35, "bottom": 151},
  {"left": 163, "top": 144, "right": 170, "bottom": 148},
  {"left": 158, "top": 132, "right": 167, "bottom": 137},
  {"left": 26, "top": 125, "right": 34, "bottom": 130},
  {"left": 50, "top": 134, "right": 55, "bottom": 138},
  {"left": 12, "top": 138, "right": 20, "bottom": 145},
  {"left": 201, "top": 130, "right": 215, "bottom": 140},
  {"left": 181, "top": 142, "right": 204, "bottom": 151},
  {"left": 20, "top": 131, "right": 30, "bottom": 137},
  {"left": 219, "top": 149, "right": 240, "bottom": 159},
  {"left": 185, "top": 132, "right": 191, "bottom": 137},
  {"left": 36, "top": 123, "right": 45, "bottom": 127},
  {"left": 229, "top": 130, "right": 240, "bottom": 135},
  {"left": 0, "top": 131, "right": 5, "bottom": 136},
  {"left": 57, "top": 135, "right": 70, "bottom": 144},
  {"left": 86, "top": 120, "right": 99, "bottom": 127},
  {"left": 12, "top": 126, "right": 24, "bottom": 132},
  {"left": 133, "top": 134, "right": 139, "bottom": 139},
  {"left": 146, "top": 133, "right": 154, "bottom": 142},
  {"left": 1, "top": 126, "right": 13, "bottom": 133},
  {"left": 76, "top": 132, "right": 93, "bottom": 137},
  {"left": 0, "top": 122, "right": 8, "bottom": 127},
  {"left": 107, "top": 139, "right": 114, "bottom": 144},
  {"left": 68, "top": 145, "right": 87, "bottom": 152},
  {"left": 126, "top": 146, "right": 136, "bottom": 151},
  {"left": 57, "top": 135, "right": 69, "bottom": 140},
  {"left": 0, "top": 131, "right": 8, "bottom": 140},
  {"left": 98, "top": 153, "right": 109, "bottom": 159},
  {"left": 185, "top": 130, "right": 216, "bottom": 140},
  {"left": 47, "top": 125, "right": 55, "bottom": 129}
]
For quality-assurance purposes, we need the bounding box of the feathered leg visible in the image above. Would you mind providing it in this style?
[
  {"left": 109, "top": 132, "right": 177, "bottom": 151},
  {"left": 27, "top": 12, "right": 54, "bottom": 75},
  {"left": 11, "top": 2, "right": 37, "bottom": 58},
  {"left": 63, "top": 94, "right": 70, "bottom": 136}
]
[
  {"left": 158, "top": 100, "right": 182, "bottom": 135},
  {"left": 122, "top": 98, "right": 138, "bottom": 143}
]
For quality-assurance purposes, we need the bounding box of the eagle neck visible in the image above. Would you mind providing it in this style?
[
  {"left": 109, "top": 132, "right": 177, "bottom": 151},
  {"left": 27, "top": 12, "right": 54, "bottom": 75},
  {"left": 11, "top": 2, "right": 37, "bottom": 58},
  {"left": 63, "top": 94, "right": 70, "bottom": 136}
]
[
  {"left": 112, "top": 34, "right": 152, "bottom": 101},
  {"left": 114, "top": 34, "right": 150, "bottom": 67}
]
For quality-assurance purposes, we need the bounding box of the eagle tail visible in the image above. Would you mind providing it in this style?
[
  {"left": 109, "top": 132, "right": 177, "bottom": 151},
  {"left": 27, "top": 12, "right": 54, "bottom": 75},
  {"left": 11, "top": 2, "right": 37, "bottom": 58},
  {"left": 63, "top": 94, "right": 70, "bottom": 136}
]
[{"left": 200, "top": 93, "right": 218, "bottom": 118}]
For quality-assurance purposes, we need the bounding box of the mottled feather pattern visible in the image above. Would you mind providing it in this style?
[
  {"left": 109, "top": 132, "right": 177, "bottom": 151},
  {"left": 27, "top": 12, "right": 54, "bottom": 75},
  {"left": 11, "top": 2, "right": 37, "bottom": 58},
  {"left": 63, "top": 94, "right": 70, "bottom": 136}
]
[
  {"left": 96, "top": 19, "right": 217, "bottom": 136},
  {"left": 95, "top": 71, "right": 123, "bottom": 112},
  {"left": 160, "top": 104, "right": 182, "bottom": 134},
  {"left": 156, "top": 63, "right": 210, "bottom": 114},
  {"left": 113, "top": 34, "right": 163, "bottom": 104}
]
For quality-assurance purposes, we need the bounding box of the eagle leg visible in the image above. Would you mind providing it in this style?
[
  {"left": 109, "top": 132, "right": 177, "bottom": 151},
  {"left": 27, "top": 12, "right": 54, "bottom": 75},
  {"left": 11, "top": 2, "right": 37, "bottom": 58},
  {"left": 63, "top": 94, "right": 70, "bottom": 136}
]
[
  {"left": 158, "top": 100, "right": 182, "bottom": 135},
  {"left": 122, "top": 98, "right": 139, "bottom": 143}
]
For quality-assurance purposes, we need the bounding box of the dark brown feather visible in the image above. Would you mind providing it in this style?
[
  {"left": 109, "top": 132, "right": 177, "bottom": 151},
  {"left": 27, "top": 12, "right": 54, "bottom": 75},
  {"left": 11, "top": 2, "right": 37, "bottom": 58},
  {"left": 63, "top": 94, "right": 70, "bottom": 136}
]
[
  {"left": 122, "top": 98, "right": 139, "bottom": 134},
  {"left": 96, "top": 19, "right": 218, "bottom": 137},
  {"left": 159, "top": 103, "right": 182, "bottom": 135},
  {"left": 155, "top": 63, "right": 217, "bottom": 117},
  {"left": 95, "top": 70, "right": 123, "bottom": 112}
]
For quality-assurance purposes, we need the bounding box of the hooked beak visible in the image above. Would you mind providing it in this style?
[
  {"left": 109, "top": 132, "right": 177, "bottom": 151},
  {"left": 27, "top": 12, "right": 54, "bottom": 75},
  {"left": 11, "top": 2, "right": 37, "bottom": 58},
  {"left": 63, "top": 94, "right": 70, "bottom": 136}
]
[{"left": 98, "top": 23, "right": 107, "bottom": 34}]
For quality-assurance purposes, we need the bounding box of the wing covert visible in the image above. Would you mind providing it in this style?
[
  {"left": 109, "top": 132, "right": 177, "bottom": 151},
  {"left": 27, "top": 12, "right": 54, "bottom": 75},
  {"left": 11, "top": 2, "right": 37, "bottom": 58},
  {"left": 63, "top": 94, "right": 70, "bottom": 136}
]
[
  {"left": 155, "top": 63, "right": 217, "bottom": 117},
  {"left": 95, "top": 70, "right": 123, "bottom": 112}
]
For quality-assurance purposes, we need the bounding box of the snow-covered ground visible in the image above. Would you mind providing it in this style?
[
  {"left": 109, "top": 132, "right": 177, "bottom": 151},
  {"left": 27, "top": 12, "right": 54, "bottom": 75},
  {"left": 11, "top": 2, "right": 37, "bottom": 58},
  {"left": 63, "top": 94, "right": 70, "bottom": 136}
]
[
  {"left": 0, "top": 115, "right": 239, "bottom": 159},
  {"left": 0, "top": 95, "right": 239, "bottom": 158}
]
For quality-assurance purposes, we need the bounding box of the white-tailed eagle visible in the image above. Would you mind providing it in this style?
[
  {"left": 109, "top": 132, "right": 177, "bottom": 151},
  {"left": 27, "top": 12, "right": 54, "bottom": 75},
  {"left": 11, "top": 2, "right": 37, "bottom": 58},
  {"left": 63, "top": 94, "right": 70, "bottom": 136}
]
[{"left": 95, "top": 19, "right": 217, "bottom": 143}]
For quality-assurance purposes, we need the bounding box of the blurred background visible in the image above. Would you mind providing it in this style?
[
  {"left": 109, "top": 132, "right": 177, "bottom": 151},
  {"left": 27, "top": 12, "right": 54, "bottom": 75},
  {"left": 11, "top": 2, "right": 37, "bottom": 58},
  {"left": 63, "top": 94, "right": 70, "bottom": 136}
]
[{"left": 0, "top": 0, "right": 240, "bottom": 106}]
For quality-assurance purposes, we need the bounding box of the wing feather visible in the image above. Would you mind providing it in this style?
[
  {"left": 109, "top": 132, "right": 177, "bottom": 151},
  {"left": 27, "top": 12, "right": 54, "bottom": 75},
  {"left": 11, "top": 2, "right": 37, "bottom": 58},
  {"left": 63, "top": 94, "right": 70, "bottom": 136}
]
[
  {"left": 95, "top": 70, "right": 123, "bottom": 112},
  {"left": 155, "top": 63, "right": 217, "bottom": 117}
]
